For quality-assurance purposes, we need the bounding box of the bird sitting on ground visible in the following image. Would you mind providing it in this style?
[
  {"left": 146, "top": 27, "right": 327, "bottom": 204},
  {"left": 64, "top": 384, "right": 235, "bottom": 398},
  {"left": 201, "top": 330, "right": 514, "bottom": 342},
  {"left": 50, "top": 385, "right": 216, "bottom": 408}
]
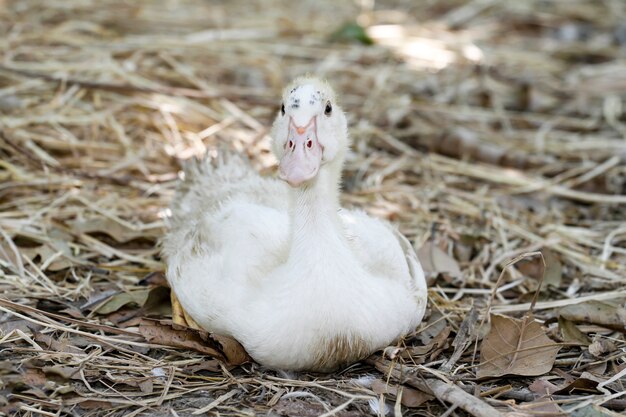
[{"left": 162, "top": 76, "right": 428, "bottom": 371}]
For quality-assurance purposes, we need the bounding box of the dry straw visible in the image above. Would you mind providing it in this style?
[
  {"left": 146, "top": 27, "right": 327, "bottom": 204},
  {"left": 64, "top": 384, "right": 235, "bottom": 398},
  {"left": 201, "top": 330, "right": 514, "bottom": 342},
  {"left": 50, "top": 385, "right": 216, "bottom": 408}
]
[{"left": 0, "top": 0, "right": 625, "bottom": 416}]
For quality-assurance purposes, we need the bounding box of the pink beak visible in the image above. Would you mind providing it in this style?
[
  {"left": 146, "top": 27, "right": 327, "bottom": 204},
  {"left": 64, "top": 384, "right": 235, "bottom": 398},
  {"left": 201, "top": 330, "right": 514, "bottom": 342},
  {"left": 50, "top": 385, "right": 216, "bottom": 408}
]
[{"left": 279, "top": 117, "right": 322, "bottom": 187}]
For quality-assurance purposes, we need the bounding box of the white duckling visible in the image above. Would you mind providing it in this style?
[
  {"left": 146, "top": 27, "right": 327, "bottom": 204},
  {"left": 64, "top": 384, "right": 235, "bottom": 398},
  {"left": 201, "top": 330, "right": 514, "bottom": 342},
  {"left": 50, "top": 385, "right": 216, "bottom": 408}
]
[{"left": 162, "top": 77, "right": 427, "bottom": 372}]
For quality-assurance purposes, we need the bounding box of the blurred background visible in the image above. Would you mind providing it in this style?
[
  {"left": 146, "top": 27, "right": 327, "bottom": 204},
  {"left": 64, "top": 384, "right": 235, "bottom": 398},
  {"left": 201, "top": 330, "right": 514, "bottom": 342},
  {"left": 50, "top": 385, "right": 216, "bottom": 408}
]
[{"left": 2, "top": 0, "right": 625, "bottom": 280}]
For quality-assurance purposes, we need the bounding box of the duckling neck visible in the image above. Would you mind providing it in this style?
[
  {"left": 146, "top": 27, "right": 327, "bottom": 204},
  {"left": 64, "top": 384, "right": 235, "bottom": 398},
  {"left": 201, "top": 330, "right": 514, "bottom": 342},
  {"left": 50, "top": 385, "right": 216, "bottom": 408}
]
[{"left": 288, "top": 165, "right": 343, "bottom": 249}]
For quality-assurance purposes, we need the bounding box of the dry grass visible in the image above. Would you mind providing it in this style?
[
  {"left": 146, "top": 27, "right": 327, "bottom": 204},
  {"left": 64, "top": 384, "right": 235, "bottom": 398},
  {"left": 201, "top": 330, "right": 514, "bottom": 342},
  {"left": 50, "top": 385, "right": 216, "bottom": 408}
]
[{"left": 1, "top": 0, "right": 625, "bottom": 416}]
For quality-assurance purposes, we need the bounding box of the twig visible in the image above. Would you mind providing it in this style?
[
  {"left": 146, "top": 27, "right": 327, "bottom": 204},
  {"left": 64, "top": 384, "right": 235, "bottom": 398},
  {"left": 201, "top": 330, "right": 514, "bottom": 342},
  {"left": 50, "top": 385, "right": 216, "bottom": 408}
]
[
  {"left": 459, "top": 386, "right": 626, "bottom": 411},
  {"left": 369, "top": 357, "right": 505, "bottom": 417}
]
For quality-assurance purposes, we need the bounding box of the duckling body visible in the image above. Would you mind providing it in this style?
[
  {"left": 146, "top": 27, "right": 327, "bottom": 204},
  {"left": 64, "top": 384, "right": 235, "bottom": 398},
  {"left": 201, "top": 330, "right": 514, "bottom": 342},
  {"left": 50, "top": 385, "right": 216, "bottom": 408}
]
[{"left": 163, "top": 78, "right": 427, "bottom": 371}]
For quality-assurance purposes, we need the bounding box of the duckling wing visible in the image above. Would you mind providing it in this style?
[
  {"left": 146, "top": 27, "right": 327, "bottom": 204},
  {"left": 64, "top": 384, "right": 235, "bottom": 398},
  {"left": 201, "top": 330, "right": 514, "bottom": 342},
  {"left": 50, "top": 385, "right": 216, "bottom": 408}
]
[
  {"left": 340, "top": 210, "right": 427, "bottom": 311},
  {"left": 169, "top": 153, "right": 288, "bottom": 227},
  {"left": 164, "top": 153, "right": 288, "bottom": 252},
  {"left": 162, "top": 154, "right": 290, "bottom": 335}
]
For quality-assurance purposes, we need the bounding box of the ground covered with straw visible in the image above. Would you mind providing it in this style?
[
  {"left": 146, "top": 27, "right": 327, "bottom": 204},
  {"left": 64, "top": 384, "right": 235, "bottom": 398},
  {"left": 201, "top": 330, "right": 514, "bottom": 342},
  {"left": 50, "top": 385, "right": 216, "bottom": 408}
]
[{"left": 1, "top": 0, "right": 626, "bottom": 416}]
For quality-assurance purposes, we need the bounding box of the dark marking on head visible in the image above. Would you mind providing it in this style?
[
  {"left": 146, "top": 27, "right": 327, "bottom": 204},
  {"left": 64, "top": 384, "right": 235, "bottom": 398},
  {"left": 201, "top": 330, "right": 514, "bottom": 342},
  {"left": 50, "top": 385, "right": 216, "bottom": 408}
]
[{"left": 289, "top": 96, "right": 300, "bottom": 109}]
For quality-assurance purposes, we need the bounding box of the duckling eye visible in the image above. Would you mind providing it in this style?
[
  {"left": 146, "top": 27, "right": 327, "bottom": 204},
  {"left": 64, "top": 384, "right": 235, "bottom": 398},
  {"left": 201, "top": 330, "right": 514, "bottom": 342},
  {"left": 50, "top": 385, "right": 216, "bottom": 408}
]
[
  {"left": 306, "top": 139, "right": 312, "bottom": 148},
  {"left": 324, "top": 101, "right": 332, "bottom": 116},
  {"left": 281, "top": 103, "right": 285, "bottom": 116}
]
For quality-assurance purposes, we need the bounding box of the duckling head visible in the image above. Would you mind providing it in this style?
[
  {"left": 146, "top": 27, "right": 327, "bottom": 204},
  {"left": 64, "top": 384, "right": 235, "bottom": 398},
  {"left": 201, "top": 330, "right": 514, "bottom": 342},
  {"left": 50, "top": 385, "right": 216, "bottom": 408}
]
[{"left": 271, "top": 77, "right": 348, "bottom": 187}]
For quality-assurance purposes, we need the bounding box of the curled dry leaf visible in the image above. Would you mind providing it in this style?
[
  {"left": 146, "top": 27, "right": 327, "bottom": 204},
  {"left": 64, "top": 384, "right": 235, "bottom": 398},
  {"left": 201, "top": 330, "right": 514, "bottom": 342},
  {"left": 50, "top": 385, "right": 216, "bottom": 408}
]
[
  {"left": 559, "top": 301, "right": 626, "bottom": 332},
  {"left": 417, "top": 242, "right": 461, "bottom": 280},
  {"left": 417, "top": 311, "right": 446, "bottom": 345},
  {"left": 138, "top": 271, "right": 168, "bottom": 287},
  {"left": 553, "top": 374, "right": 603, "bottom": 395},
  {"left": 588, "top": 339, "right": 617, "bottom": 357},
  {"left": 542, "top": 249, "right": 563, "bottom": 289},
  {"left": 517, "top": 249, "right": 562, "bottom": 291},
  {"left": 558, "top": 316, "right": 590, "bottom": 346},
  {"left": 478, "top": 313, "right": 561, "bottom": 378},
  {"left": 138, "top": 319, "right": 249, "bottom": 365},
  {"left": 403, "top": 326, "right": 451, "bottom": 361}
]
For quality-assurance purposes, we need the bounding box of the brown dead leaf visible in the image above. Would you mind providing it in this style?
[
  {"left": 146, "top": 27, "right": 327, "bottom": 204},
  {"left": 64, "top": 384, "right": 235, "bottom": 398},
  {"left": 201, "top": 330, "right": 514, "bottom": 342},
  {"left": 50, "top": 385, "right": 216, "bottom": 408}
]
[
  {"left": 209, "top": 333, "right": 251, "bottom": 365},
  {"left": 42, "top": 365, "right": 83, "bottom": 380},
  {"left": 543, "top": 250, "right": 563, "bottom": 289},
  {"left": 138, "top": 271, "right": 168, "bottom": 287},
  {"left": 553, "top": 374, "right": 603, "bottom": 395},
  {"left": 59, "top": 306, "right": 85, "bottom": 319},
  {"left": 80, "top": 289, "right": 120, "bottom": 311},
  {"left": 183, "top": 359, "right": 224, "bottom": 373},
  {"left": 585, "top": 361, "right": 608, "bottom": 376},
  {"left": 478, "top": 313, "right": 561, "bottom": 378},
  {"left": 528, "top": 378, "right": 559, "bottom": 395},
  {"left": 138, "top": 378, "right": 154, "bottom": 394},
  {"left": 93, "top": 288, "right": 152, "bottom": 314},
  {"left": 404, "top": 326, "right": 451, "bottom": 359},
  {"left": 139, "top": 319, "right": 223, "bottom": 357},
  {"left": 417, "top": 242, "right": 461, "bottom": 280},
  {"left": 558, "top": 316, "right": 590, "bottom": 345},
  {"left": 588, "top": 338, "right": 616, "bottom": 357},
  {"left": 559, "top": 301, "right": 626, "bottom": 332},
  {"left": 518, "top": 249, "right": 562, "bottom": 291},
  {"left": 138, "top": 319, "right": 249, "bottom": 365},
  {"left": 371, "top": 379, "right": 434, "bottom": 407},
  {"left": 417, "top": 311, "right": 446, "bottom": 345},
  {"left": 91, "top": 286, "right": 171, "bottom": 319},
  {"left": 21, "top": 368, "right": 48, "bottom": 388}
]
